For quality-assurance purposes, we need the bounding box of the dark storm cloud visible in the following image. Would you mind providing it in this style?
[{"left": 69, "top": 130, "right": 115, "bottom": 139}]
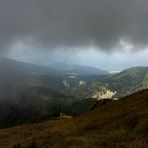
[{"left": 0, "top": 0, "right": 148, "bottom": 54}]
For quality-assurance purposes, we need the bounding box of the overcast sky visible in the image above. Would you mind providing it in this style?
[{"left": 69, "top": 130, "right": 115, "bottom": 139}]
[{"left": 0, "top": 0, "right": 148, "bottom": 71}]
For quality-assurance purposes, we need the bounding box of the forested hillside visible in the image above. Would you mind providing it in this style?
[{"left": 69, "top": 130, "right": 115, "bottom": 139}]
[{"left": 0, "top": 89, "right": 147, "bottom": 147}]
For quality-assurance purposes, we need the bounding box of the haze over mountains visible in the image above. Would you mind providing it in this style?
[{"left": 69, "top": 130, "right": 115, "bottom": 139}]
[{"left": 48, "top": 62, "right": 109, "bottom": 75}]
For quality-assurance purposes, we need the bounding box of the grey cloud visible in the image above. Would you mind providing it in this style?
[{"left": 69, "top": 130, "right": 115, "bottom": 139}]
[{"left": 0, "top": 0, "right": 148, "bottom": 54}]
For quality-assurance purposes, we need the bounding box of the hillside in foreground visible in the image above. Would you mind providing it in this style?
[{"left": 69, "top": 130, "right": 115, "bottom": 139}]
[{"left": 0, "top": 89, "right": 148, "bottom": 148}]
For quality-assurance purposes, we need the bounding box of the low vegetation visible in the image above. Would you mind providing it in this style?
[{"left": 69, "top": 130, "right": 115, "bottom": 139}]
[{"left": 0, "top": 89, "right": 147, "bottom": 147}]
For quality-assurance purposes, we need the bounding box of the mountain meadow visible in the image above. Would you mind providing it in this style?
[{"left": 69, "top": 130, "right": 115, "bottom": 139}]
[{"left": 0, "top": 89, "right": 147, "bottom": 147}]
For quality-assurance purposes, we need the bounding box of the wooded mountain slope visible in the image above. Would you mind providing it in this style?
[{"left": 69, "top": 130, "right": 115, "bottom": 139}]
[{"left": 0, "top": 89, "right": 148, "bottom": 148}]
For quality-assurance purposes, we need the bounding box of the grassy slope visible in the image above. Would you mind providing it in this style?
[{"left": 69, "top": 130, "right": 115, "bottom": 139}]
[{"left": 0, "top": 89, "right": 148, "bottom": 148}]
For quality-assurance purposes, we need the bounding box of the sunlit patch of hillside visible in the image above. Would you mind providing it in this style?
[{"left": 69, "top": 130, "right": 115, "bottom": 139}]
[
  {"left": 63, "top": 80, "right": 70, "bottom": 88},
  {"left": 79, "top": 80, "right": 86, "bottom": 86},
  {"left": 92, "top": 89, "right": 116, "bottom": 100}
]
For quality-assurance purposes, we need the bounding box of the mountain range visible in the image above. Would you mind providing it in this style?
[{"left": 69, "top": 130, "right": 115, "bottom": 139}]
[
  {"left": 0, "top": 58, "right": 148, "bottom": 98},
  {"left": 0, "top": 58, "right": 148, "bottom": 128}
]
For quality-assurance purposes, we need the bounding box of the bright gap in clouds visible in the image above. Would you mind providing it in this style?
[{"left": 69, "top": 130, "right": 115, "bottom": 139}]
[{"left": 6, "top": 40, "right": 148, "bottom": 72}]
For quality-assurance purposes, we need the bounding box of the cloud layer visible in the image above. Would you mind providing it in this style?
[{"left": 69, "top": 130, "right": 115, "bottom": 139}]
[{"left": 1, "top": 0, "right": 148, "bottom": 54}]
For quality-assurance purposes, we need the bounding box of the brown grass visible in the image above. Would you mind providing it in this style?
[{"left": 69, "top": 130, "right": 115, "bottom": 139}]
[{"left": 0, "top": 89, "right": 148, "bottom": 148}]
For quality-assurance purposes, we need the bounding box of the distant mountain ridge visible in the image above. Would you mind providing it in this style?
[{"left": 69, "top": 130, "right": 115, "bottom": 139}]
[
  {"left": 0, "top": 58, "right": 109, "bottom": 86},
  {"left": 0, "top": 58, "right": 147, "bottom": 98},
  {"left": 59, "top": 66, "right": 148, "bottom": 98},
  {"left": 49, "top": 62, "right": 109, "bottom": 75}
]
